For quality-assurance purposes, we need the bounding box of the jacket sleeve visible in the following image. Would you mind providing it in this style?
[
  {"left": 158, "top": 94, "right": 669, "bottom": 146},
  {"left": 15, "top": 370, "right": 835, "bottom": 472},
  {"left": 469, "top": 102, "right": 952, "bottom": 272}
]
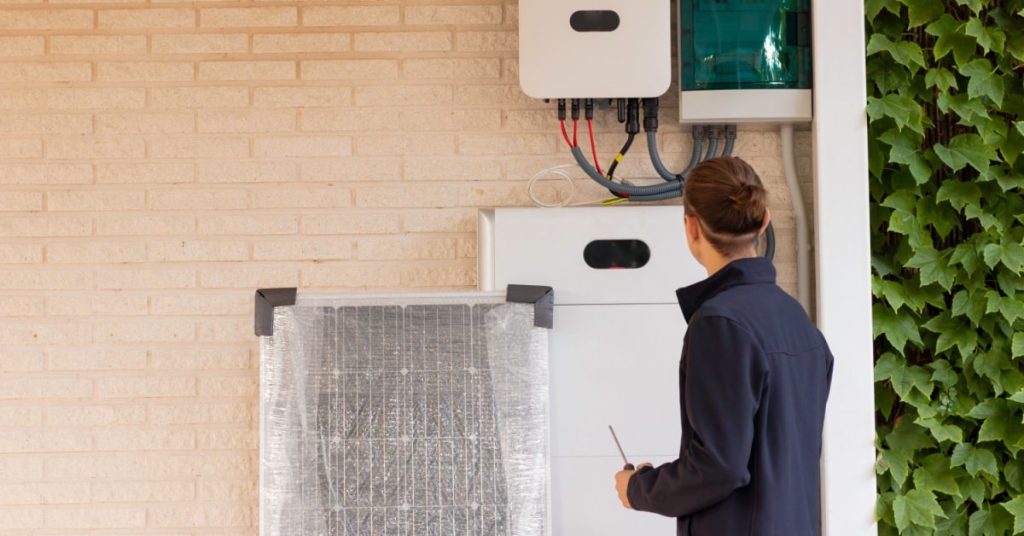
[{"left": 626, "top": 315, "right": 767, "bottom": 518}]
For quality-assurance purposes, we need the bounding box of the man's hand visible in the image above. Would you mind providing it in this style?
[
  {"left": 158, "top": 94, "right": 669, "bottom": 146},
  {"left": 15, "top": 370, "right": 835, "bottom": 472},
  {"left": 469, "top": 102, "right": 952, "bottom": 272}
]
[{"left": 615, "top": 463, "right": 652, "bottom": 509}]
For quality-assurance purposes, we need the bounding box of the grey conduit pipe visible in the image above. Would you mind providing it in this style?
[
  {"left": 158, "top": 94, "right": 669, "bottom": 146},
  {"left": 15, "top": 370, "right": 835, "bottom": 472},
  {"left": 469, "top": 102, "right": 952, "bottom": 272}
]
[
  {"left": 647, "top": 131, "right": 703, "bottom": 183},
  {"left": 570, "top": 146, "right": 682, "bottom": 197}
]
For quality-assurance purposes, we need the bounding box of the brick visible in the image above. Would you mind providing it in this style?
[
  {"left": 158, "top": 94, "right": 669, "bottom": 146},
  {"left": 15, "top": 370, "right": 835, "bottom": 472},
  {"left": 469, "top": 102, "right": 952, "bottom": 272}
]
[
  {"left": 197, "top": 429, "right": 256, "bottom": 450},
  {"left": 45, "top": 507, "right": 146, "bottom": 529},
  {"left": 97, "top": 375, "right": 196, "bottom": 397},
  {"left": 47, "top": 190, "right": 145, "bottom": 211},
  {"left": 0, "top": 10, "right": 92, "bottom": 30},
  {"left": 0, "top": 139, "right": 42, "bottom": 159},
  {"left": 97, "top": 111, "right": 195, "bottom": 134},
  {"left": 0, "top": 378, "right": 93, "bottom": 400},
  {"left": 300, "top": 59, "right": 397, "bottom": 80},
  {"left": 96, "top": 429, "right": 196, "bottom": 451},
  {"left": 303, "top": 6, "right": 400, "bottom": 26},
  {"left": 0, "top": 62, "right": 90, "bottom": 82},
  {"left": 401, "top": 260, "right": 476, "bottom": 287},
  {"left": 148, "top": 504, "right": 251, "bottom": 528},
  {"left": 0, "top": 215, "right": 91, "bottom": 237},
  {"left": 47, "top": 347, "right": 148, "bottom": 370},
  {"left": 252, "top": 186, "right": 351, "bottom": 209},
  {"left": 300, "top": 158, "right": 402, "bottom": 181},
  {"left": 0, "top": 163, "right": 92, "bottom": 184},
  {"left": 148, "top": 240, "right": 249, "bottom": 262},
  {"left": 199, "top": 375, "right": 256, "bottom": 397},
  {"left": 149, "top": 137, "right": 249, "bottom": 159},
  {"left": 459, "top": 181, "right": 530, "bottom": 206},
  {"left": 202, "top": 7, "right": 296, "bottom": 27},
  {"left": 148, "top": 189, "right": 248, "bottom": 210},
  {"left": 403, "top": 157, "right": 503, "bottom": 181},
  {"left": 0, "top": 113, "right": 91, "bottom": 134},
  {"left": 150, "top": 86, "right": 249, "bottom": 109},
  {"left": 254, "top": 136, "right": 351, "bottom": 158},
  {"left": 197, "top": 161, "right": 299, "bottom": 183},
  {"left": 93, "top": 481, "right": 194, "bottom": 503},
  {"left": 0, "top": 457, "right": 43, "bottom": 479},
  {"left": 300, "top": 212, "right": 400, "bottom": 235},
  {"left": 253, "top": 86, "right": 352, "bottom": 108},
  {"left": 404, "top": 58, "right": 500, "bottom": 79},
  {"left": 253, "top": 237, "right": 353, "bottom": 261},
  {"left": 45, "top": 293, "right": 148, "bottom": 316},
  {"left": 50, "top": 35, "right": 146, "bottom": 55},
  {"left": 97, "top": 162, "right": 195, "bottom": 184},
  {"left": 0, "top": 190, "right": 43, "bottom": 210},
  {"left": 97, "top": 267, "right": 196, "bottom": 289},
  {"left": 0, "top": 36, "right": 44, "bottom": 56},
  {"left": 153, "top": 33, "right": 248, "bottom": 54},
  {"left": 45, "top": 88, "right": 146, "bottom": 110},
  {"left": 504, "top": 3, "right": 518, "bottom": 24},
  {"left": 198, "top": 318, "right": 252, "bottom": 343},
  {"left": 98, "top": 61, "right": 194, "bottom": 82},
  {"left": 354, "top": 84, "right": 452, "bottom": 106},
  {"left": 0, "top": 407, "right": 42, "bottom": 427},
  {"left": 0, "top": 88, "right": 44, "bottom": 109},
  {"left": 355, "top": 236, "right": 456, "bottom": 260},
  {"left": 458, "top": 133, "right": 555, "bottom": 155},
  {"left": 197, "top": 480, "right": 256, "bottom": 501},
  {"left": 355, "top": 32, "right": 452, "bottom": 52},
  {"left": 98, "top": 8, "right": 196, "bottom": 29},
  {"left": 0, "top": 350, "right": 43, "bottom": 372},
  {"left": 46, "top": 404, "right": 144, "bottom": 426},
  {"left": 47, "top": 242, "right": 146, "bottom": 263},
  {"left": 198, "top": 109, "right": 296, "bottom": 133},
  {"left": 355, "top": 184, "right": 461, "bottom": 208},
  {"left": 149, "top": 347, "right": 248, "bottom": 370},
  {"left": 0, "top": 269, "right": 93, "bottom": 290},
  {"left": 455, "top": 84, "right": 534, "bottom": 106},
  {"left": 198, "top": 60, "right": 295, "bottom": 81},
  {"left": 0, "top": 430, "right": 92, "bottom": 453},
  {"left": 399, "top": 109, "right": 500, "bottom": 131},
  {"left": 405, "top": 6, "right": 503, "bottom": 25},
  {"left": 197, "top": 214, "right": 298, "bottom": 235},
  {"left": 198, "top": 265, "right": 299, "bottom": 288},
  {"left": 253, "top": 32, "right": 349, "bottom": 53},
  {"left": 456, "top": 31, "right": 517, "bottom": 51},
  {"left": 46, "top": 453, "right": 251, "bottom": 479},
  {"left": 301, "top": 263, "right": 401, "bottom": 288},
  {"left": 0, "top": 296, "right": 45, "bottom": 316},
  {"left": 300, "top": 109, "right": 397, "bottom": 132},
  {"left": 151, "top": 292, "right": 250, "bottom": 315},
  {"left": 354, "top": 133, "right": 455, "bottom": 156},
  {"left": 0, "top": 482, "right": 88, "bottom": 506},
  {"left": 504, "top": 109, "right": 554, "bottom": 130},
  {"left": 0, "top": 508, "right": 42, "bottom": 530},
  {"left": 47, "top": 138, "right": 145, "bottom": 159},
  {"left": 149, "top": 402, "right": 250, "bottom": 424},
  {"left": 96, "top": 214, "right": 195, "bottom": 236}
]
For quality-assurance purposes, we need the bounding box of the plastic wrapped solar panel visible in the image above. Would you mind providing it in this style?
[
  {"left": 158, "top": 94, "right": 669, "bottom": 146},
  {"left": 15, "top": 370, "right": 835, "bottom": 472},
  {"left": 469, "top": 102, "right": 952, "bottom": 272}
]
[{"left": 260, "top": 294, "right": 549, "bottom": 536}]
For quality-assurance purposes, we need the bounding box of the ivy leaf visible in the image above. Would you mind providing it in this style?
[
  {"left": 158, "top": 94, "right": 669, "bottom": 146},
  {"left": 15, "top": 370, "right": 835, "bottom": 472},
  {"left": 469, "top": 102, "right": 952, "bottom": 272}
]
[
  {"left": 937, "top": 180, "right": 983, "bottom": 212},
  {"left": 906, "top": 247, "right": 957, "bottom": 291},
  {"left": 1013, "top": 333, "right": 1024, "bottom": 359},
  {"left": 960, "top": 58, "right": 1006, "bottom": 107},
  {"left": 955, "top": 0, "right": 986, "bottom": 14},
  {"left": 952, "top": 290, "right": 987, "bottom": 325},
  {"left": 867, "top": 34, "right": 928, "bottom": 73},
  {"left": 866, "top": 0, "right": 902, "bottom": 20},
  {"left": 879, "top": 447, "right": 913, "bottom": 487},
  {"left": 903, "top": 0, "right": 945, "bottom": 27},
  {"left": 913, "top": 454, "right": 961, "bottom": 496},
  {"left": 925, "top": 67, "right": 959, "bottom": 93},
  {"left": 951, "top": 444, "right": 999, "bottom": 478},
  {"left": 879, "top": 129, "right": 932, "bottom": 184},
  {"left": 1007, "top": 461, "right": 1024, "bottom": 493},
  {"left": 961, "top": 477, "right": 988, "bottom": 508},
  {"left": 974, "top": 349, "right": 1010, "bottom": 390},
  {"left": 937, "top": 92, "right": 991, "bottom": 123},
  {"left": 923, "top": 312, "right": 978, "bottom": 357},
  {"left": 985, "top": 291, "right": 1024, "bottom": 325},
  {"left": 934, "top": 134, "right": 998, "bottom": 174},
  {"left": 868, "top": 94, "right": 926, "bottom": 135},
  {"left": 965, "top": 17, "right": 1007, "bottom": 54},
  {"left": 970, "top": 506, "right": 1015, "bottom": 535},
  {"left": 930, "top": 360, "right": 959, "bottom": 386},
  {"left": 951, "top": 242, "right": 984, "bottom": 276},
  {"left": 917, "top": 417, "right": 965, "bottom": 443},
  {"left": 1002, "top": 496, "right": 1024, "bottom": 534},
  {"left": 983, "top": 242, "right": 1024, "bottom": 272},
  {"left": 894, "top": 489, "right": 946, "bottom": 530},
  {"left": 927, "top": 15, "right": 979, "bottom": 66},
  {"left": 874, "top": 304, "right": 925, "bottom": 351}
]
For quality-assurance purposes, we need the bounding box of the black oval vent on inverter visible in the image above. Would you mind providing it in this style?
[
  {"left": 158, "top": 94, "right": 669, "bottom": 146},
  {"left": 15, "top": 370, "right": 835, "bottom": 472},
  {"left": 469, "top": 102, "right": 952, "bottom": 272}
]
[
  {"left": 570, "top": 10, "right": 621, "bottom": 32},
  {"left": 584, "top": 240, "right": 650, "bottom": 270}
]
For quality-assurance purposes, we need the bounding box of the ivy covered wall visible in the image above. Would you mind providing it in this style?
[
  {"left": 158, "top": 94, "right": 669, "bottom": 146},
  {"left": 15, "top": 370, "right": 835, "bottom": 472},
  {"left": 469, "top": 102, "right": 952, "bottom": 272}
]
[{"left": 867, "top": 0, "right": 1024, "bottom": 533}]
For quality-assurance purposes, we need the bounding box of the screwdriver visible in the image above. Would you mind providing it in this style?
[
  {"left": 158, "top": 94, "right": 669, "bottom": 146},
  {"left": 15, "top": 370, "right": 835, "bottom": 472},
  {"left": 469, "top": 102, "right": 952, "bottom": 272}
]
[{"left": 608, "top": 425, "right": 634, "bottom": 471}]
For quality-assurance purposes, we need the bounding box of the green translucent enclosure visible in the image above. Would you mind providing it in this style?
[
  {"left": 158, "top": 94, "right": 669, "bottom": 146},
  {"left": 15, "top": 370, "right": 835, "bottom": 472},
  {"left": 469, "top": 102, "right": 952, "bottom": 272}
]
[{"left": 680, "top": 0, "right": 812, "bottom": 91}]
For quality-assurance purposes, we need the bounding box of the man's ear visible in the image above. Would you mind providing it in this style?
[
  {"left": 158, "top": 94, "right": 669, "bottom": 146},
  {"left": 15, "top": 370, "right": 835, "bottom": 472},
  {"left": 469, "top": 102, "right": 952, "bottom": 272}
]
[
  {"left": 685, "top": 214, "right": 701, "bottom": 244},
  {"left": 759, "top": 208, "right": 772, "bottom": 236}
]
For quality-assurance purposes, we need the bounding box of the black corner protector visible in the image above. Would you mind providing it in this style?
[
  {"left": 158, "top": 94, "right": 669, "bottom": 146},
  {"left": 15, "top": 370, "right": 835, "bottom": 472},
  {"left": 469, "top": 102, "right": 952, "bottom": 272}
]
[
  {"left": 255, "top": 288, "right": 297, "bottom": 337},
  {"left": 505, "top": 285, "right": 554, "bottom": 329}
]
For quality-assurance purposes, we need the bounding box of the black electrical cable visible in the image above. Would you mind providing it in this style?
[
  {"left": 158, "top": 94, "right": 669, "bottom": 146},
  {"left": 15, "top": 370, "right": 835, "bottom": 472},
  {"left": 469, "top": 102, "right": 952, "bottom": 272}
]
[{"left": 606, "top": 133, "right": 635, "bottom": 180}]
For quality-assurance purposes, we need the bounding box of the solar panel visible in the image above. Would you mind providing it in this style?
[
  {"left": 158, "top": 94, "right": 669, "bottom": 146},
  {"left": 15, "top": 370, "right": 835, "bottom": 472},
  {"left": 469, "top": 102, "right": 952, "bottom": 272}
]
[{"left": 260, "top": 298, "right": 549, "bottom": 536}]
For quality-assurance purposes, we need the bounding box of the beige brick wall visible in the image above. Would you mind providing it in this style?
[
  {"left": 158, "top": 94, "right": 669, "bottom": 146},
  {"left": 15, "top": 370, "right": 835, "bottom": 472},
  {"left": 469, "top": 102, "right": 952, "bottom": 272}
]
[{"left": 0, "top": 1, "right": 812, "bottom": 534}]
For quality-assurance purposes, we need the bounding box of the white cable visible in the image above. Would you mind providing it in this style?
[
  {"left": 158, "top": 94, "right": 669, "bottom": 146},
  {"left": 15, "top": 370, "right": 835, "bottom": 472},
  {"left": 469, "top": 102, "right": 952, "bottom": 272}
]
[
  {"left": 781, "top": 123, "right": 811, "bottom": 314},
  {"left": 527, "top": 164, "right": 577, "bottom": 208}
]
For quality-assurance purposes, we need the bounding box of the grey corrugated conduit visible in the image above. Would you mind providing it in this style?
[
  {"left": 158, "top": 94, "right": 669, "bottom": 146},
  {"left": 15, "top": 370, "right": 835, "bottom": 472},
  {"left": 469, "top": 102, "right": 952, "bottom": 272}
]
[
  {"left": 647, "top": 125, "right": 703, "bottom": 183},
  {"left": 570, "top": 146, "right": 682, "bottom": 197}
]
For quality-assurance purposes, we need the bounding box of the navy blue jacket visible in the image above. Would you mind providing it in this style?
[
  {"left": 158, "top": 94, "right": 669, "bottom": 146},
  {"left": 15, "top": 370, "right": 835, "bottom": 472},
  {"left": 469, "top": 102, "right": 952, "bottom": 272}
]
[{"left": 627, "top": 258, "right": 833, "bottom": 535}]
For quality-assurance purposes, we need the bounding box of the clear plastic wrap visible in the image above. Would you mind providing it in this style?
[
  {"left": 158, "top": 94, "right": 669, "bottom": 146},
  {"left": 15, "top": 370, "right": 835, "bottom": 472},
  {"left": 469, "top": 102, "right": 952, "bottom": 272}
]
[{"left": 260, "top": 296, "right": 549, "bottom": 536}]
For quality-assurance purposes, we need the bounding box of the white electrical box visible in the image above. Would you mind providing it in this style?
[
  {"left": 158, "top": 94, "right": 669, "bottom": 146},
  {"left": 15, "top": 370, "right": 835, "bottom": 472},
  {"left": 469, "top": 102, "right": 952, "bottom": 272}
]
[
  {"left": 518, "top": 1, "right": 672, "bottom": 99},
  {"left": 679, "top": 89, "right": 813, "bottom": 124},
  {"left": 479, "top": 206, "right": 708, "bottom": 535}
]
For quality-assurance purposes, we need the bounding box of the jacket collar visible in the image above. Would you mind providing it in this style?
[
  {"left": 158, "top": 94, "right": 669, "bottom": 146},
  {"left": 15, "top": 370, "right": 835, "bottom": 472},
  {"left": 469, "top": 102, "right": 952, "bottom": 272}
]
[{"left": 676, "top": 257, "right": 776, "bottom": 322}]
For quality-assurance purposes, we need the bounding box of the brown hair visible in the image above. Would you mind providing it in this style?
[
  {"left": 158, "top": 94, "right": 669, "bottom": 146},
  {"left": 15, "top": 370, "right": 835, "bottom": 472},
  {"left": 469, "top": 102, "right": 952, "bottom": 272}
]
[{"left": 682, "top": 156, "right": 768, "bottom": 256}]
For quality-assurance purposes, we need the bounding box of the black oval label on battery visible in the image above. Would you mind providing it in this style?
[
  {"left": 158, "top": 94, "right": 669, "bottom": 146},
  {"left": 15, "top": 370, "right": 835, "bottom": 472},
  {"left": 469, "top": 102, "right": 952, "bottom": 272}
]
[
  {"left": 570, "top": 10, "right": 621, "bottom": 32},
  {"left": 584, "top": 240, "right": 650, "bottom": 270}
]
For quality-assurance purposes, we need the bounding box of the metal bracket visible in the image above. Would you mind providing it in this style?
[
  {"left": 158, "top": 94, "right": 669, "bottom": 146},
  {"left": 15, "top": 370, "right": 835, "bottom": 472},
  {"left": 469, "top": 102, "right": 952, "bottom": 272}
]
[
  {"left": 506, "top": 284, "right": 554, "bottom": 329},
  {"left": 254, "top": 288, "right": 297, "bottom": 336}
]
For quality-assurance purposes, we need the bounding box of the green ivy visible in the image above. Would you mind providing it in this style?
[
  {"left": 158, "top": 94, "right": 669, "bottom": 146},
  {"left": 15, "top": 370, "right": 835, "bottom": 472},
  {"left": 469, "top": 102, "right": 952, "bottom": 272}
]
[{"left": 868, "top": 0, "right": 1024, "bottom": 534}]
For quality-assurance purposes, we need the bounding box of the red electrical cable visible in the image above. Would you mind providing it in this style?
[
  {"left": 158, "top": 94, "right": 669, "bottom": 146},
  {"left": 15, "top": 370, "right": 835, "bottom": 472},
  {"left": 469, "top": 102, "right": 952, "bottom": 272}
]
[
  {"left": 572, "top": 119, "right": 578, "bottom": 147},
  {"left": 587, "top": 119, "right": 603, "bottom": 176},
  {"left": 559, "top": 120, "right": 573, "bottom": 149}
]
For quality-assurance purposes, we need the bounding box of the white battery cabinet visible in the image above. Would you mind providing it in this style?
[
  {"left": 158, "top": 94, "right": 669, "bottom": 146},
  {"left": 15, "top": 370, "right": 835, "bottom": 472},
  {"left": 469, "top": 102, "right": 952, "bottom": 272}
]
[{"left": 479, "top": 206, "right": 708, "bottom": 535}]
